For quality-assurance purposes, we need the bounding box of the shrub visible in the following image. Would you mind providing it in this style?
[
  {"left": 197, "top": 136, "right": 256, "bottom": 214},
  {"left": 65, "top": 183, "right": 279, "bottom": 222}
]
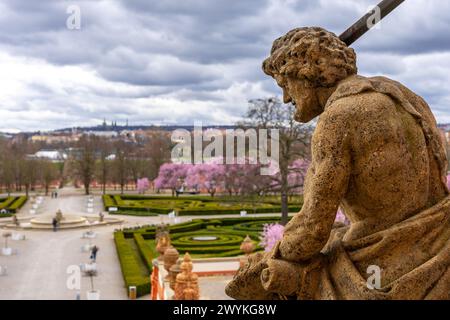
[
  {"left": 134, "top": 233, "right": 157, "bottom": 268},
  {"left": 0, "top": 196, "right": 28, "bottom": 213},
  {"left": 8, "top": 196, "right": 28, "bottom": 212},
  {"left": 114, "top": 232, "right": 151, "bottom": 297},
  {"left": 0, "top": 197, "right": 17, "bottom": 210},
  {"left": 103, "top": 194, "right": 302, "bottom": 216}
]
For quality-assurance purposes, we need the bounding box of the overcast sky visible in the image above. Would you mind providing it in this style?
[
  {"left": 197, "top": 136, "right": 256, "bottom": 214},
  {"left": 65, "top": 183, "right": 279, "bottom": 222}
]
[{"left": 0, "top": 0, "right": 449, "bottom": 132}]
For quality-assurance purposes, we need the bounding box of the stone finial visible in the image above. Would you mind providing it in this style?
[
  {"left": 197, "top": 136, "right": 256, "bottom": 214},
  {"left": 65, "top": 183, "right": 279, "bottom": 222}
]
[
  {"left": 155, "top": 223, "right": 169, "bottom": 239},
  {"left": 174, "top": 253, "right": 199, "bottom": 300},
  {"left": 156, "top": 233, "right": 170, "bottom": 260}
]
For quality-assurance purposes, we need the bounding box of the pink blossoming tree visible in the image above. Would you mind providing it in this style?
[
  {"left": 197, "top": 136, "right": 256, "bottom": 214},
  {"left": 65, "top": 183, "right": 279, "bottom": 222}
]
[
  {"left": 154, "top": 163, "right": 191, "bottom": 196},
  {"left": 136, "top": 178, "right": 150, "bottom": 194}
]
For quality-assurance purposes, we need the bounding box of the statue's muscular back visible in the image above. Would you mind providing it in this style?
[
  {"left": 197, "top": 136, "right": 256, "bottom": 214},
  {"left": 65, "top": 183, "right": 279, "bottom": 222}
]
[{"left": 316, "top": 76, "right": 448, "bottom": 240}]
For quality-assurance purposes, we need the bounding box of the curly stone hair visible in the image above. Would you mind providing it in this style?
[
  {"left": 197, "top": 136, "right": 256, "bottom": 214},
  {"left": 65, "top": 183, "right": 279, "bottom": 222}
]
[{"left": 263, "top": 27, "right": 357, "bottom": 88}]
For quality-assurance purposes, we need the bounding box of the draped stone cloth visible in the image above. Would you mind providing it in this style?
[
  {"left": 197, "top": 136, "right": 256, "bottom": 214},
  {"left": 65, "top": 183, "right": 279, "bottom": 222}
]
[{"left": 225, "top": 76, "right": 450, "bottom": 300}]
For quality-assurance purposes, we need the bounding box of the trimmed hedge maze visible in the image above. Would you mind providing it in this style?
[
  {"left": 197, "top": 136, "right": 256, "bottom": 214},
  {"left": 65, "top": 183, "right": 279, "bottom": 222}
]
[
  {"left": 0, "top": 196, "right": 28, "bottom": 217},
  {"left": 104, "top": 194, "right": 302, "bottom": 216},
  {"left": 114, "top": 216, "right": 285, "bottom": 297}
]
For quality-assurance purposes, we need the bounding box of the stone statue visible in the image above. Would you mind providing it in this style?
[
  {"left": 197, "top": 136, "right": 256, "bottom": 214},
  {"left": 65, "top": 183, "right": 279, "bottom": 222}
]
[
  {"left": 55, "top": 209, "right": 63, "bottom": 223},
  {"left": 225, "top": 27, "right": 450, "bottom": 300}
]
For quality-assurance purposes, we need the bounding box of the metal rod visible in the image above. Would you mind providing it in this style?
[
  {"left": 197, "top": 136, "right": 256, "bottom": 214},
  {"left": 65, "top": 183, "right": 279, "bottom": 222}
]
[{"left": 339, "top": 0, "right": 405, "bottom": 46}]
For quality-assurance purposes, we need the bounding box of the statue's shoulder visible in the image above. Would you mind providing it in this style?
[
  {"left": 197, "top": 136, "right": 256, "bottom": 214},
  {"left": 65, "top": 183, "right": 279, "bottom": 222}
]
[{"left": 325, "top": 75, "right": 402, "bottom": 115}]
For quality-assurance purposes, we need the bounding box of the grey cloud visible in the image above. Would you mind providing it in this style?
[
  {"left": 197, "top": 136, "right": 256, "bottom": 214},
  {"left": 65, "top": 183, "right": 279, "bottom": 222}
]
[{"left": 0, "top": 0, "right": 450, "bottom": 132}]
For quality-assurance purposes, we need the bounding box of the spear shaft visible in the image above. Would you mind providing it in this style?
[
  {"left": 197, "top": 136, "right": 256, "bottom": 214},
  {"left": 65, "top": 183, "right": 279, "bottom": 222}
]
[{"left": 339, "top": 0, "right": 405, "bottom": 46}]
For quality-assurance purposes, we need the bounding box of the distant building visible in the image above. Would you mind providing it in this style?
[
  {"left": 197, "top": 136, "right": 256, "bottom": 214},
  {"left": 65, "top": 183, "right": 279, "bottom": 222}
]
[
  {"left": 0, "top": 132, "right": 13, "bottom": 139},
  {"left": 84, "top": 131, "right": 118, "bottom": 138},
  {"left": 106, "top": 154, "right": 116, "bottom": 161},
  {"left": 29, "top": 133, "right": 80, "bottom": 143},
  {"left": 28, "top": 149, "right": 67, "bottom": 162}
]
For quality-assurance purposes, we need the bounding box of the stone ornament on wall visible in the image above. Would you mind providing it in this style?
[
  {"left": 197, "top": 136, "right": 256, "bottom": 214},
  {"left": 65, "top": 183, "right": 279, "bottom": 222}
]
[
  {"left": 163, "top": 246, "right": 179, "bottom": 280},
  {"left": 156, "top": 233, "right": 170, "bottom": 260},
  {"left": 174, "top": 253, "right": 199, "bottom": 300}
]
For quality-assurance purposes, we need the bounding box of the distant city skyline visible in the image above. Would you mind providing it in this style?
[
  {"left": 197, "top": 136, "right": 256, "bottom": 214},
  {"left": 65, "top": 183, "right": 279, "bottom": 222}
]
[{"left": 1, "top": 0, "right": 450, "bottom": 132}]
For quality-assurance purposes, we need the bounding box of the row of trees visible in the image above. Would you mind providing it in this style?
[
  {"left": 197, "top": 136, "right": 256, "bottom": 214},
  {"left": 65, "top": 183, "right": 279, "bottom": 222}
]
[
  {"left": 71, "top": 133, "right": 171, "bottom": 195},
  {"left": 154, "top": 159, "right": 309, "bottom": 198},
  {"left": 0, "top": 138, "right": 61, "bottom": 196}
]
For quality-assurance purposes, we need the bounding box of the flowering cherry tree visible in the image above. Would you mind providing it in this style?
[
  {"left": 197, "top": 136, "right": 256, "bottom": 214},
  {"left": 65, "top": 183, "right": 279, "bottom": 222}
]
[
  {"left": 335, "top": 208, "right": 350, "bottom": 225},
  {"left": 154, "top": 157, "right": 309, "bottom": 200},
  {"left": 260, "top": 223, "right": 284, "bottom": 252},
  {"left": 185, "top": 163, "right": 225, "bottom": 197},
  {"left": 136, "top": 178, "right": 150, "bottom": 194},
  {"left": 154, "top": 163, "right": 191, "bottom": 196},
  {"left": 261, "top": 208, "right": 350, "bottom": 252}
]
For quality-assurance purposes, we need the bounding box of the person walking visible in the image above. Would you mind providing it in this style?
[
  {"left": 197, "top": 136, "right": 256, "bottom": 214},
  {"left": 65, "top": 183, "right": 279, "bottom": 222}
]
[
  {"left": 90, "top": 245, "right": 99, "bottom": 262},
  {"left": 52, "top": 217, "right": 58, "bottom": 232}
]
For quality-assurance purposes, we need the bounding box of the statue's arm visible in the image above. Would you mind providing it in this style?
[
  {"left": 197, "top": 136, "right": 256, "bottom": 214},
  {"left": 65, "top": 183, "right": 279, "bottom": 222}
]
[{"left": 279, "top": 106, "right": 352, "bottom": 262}]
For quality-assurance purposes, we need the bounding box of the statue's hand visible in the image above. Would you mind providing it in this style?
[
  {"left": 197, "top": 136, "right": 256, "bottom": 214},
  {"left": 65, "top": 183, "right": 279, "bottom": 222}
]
[{"left": 225, "top": 250, "right": 279, "bottom": 300}]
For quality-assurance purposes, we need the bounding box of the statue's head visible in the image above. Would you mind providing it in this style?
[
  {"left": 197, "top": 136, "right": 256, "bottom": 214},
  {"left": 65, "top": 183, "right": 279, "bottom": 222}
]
[{"left": 263, "top": 27, "right": 357, "bottom": 122}]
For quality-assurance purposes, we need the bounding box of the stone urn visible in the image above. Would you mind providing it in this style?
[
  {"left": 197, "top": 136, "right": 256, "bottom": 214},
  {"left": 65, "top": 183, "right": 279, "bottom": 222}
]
[
  {"left": 169, "top": 259, "right": 182, "bottom": 291},
  {"left": 163, "top": 246, "right": 179, "bottom": 278},
  {"left": 240, "top": 235, "right": 255, "bottom": 255},
  {"left": 239, "top": 235, "right": 255, "bottom": 268}
]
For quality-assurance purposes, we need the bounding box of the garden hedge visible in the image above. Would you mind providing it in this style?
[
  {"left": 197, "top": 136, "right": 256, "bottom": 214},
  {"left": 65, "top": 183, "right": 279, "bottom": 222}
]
[
  {"left": 0, "top": 196, "right": 28, "bottom": 215},
  {"left": 103, "top": 194, "right": 302, "bottom": 216},
  {"left": 114, "top": 216, "right": 292, "bottom": 296},
  {"left": 114, "top": 232, "right": 151, "bottom": 297}
]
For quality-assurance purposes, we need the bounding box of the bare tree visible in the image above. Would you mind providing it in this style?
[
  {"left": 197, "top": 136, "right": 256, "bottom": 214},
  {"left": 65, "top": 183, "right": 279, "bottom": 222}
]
[
  {"left": 242, "top": 97, "right": 312, "bottom": 225},
  {"left": 73, "top": 136, "right": 97, "bottom": 195},
  {"left": 21, "top": 159, "right": 39, "bottom": 197},
  {"left": 96, "top": 138, "right": 112, "bottom": 195},
  {"left": 145, "top": 132, "right": 171, "bottom": 180},
  {"left": 0, "top": 139, "right": 15, "bottom": 195},
  {"left": 112, "top": 141, "right": 130, "bottom": 194},
  {"left": 40, "top": 160, "right": 59, "bottom": 196}
]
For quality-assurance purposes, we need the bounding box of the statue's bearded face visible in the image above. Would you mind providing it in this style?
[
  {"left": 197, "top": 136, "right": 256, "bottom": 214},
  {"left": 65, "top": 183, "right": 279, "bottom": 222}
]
[{"left": 274, "top": 74, "right": 323, "bottom": 123}]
